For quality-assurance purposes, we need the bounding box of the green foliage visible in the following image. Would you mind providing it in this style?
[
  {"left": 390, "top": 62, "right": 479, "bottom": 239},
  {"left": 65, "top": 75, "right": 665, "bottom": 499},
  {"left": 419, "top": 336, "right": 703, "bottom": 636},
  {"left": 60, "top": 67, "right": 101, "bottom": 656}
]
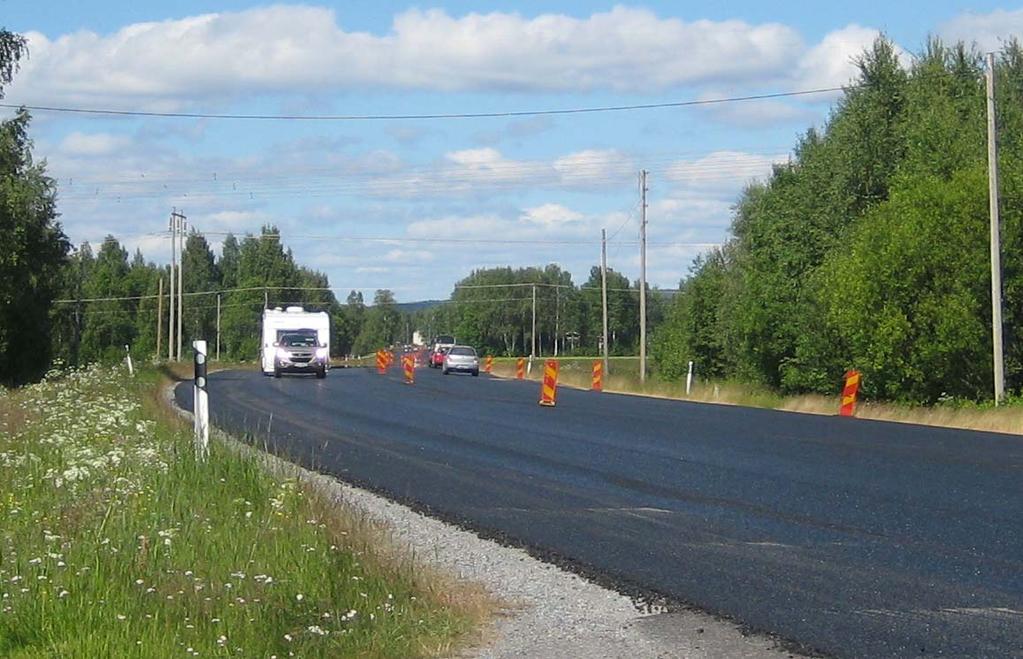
[
  {"left": 352, "top": 290, "right": 401, "bottom": 354},
  {"left": 0, "top": 365, "right": 479, "bottom": 657},
  {"left": 0, "top": 30, "right": 69, "bottom": 385},
  {"left": 409, "top": 264, "right": 652, "bottom": 358},
  {"left": 819, "top": 168, "right": 994, "bottom": 401},
  {"left": 651, "top": 35, "right": 1023, "bottom": 404}
]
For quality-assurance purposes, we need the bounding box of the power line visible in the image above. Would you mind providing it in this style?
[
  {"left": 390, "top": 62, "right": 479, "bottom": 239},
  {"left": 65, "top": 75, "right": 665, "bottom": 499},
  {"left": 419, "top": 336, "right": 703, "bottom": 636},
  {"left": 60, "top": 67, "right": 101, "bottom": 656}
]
[
  {"left": 55, "top": 159, "right": 785, "bottom": 203},
  {"left": 53, "top": 146, "right": 790, "bottom": 187},
  {"left": 1, "top": 86, "right": 850, "bottom": 122}
]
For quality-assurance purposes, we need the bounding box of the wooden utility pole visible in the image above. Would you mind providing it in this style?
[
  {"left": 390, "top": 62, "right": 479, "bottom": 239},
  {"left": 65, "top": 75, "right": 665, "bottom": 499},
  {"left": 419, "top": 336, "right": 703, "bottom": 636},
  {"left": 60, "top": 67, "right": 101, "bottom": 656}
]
[
  {"left": 216, "top": 293, "right": 221, "bottom": 361},
  {"left": 168, "top": 213, "right": 176, "bottom": 361},
  {"left": 986, "top": 52, "right": 1005, "bottom": 405},
  {"left": 554, "top": 285, "right": 560, "bottom": 356},
  {"left": 156, "top": 277, "right": 163, "bottom": 360},
  {"left": 531, "top": 284, "right": 537, "bottom": 359},
  {"left": 639, "top": 170, "right": 648, "bottom": 383},
  {"left": 601, "top": 228, "right": 609, "bottom": 376},
  {"left": 175, "top": 213, "right": 187, "bottom": 362}
]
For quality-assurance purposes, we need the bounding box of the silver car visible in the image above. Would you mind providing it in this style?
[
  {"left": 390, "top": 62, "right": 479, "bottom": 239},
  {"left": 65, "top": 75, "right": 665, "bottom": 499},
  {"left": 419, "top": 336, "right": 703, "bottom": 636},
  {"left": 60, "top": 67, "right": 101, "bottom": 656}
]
[{"left": 442, "top": 345, "right": 480, "bottom": 376}]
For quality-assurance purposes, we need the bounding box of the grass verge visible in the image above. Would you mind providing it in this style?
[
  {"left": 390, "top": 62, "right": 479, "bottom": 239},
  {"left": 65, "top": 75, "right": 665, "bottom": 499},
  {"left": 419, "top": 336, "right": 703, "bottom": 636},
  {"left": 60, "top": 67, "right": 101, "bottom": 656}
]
[
  {"left": 488, "top": 356, "right": 1023, "bottom": 435},
  {"left": 0, "top": 364, "right": 492, "bottom": 657}
]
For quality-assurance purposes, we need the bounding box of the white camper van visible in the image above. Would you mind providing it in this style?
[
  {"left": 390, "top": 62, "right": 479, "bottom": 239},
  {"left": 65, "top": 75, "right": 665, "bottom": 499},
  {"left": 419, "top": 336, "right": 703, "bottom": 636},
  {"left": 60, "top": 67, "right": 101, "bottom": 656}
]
[{"left": 261, "top": 306, "right": 331, "bottom": 378}]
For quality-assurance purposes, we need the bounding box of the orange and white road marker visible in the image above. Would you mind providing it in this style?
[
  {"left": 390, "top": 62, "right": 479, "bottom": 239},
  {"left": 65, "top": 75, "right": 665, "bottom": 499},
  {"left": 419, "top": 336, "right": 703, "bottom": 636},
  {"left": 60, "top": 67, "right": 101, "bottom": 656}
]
[{"left": 516, "top": 357, "right": 526, "bottom": 380}]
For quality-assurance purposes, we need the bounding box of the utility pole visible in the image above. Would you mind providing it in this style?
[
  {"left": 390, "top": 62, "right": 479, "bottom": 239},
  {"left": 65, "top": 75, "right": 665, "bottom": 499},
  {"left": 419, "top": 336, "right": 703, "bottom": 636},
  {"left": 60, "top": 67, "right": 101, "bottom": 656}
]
[
  {"left": 216, "top": 293, "right": 221, "bottom": 361},
  {"left": 531, "top": 284, "right": 537, "bottom": 359},
  {"left": 174, "top": 212, "right": 187, "bottom": 362},
  {"left": 639, "top": 169, "right": 648, "bottom": 383},
  {"left": 601, "top": 228, "right": 609, "bottom": 376},
  {"left": 168, "top": 213, "right": 176, "bottom": 361},
  {"left": 156, "top": 277, "right": 163, "bottom": 360},
  {"left": 554, "top": 285, "right": 560, "bottom": 357},
  {"left": 986, "top": 52, "right": 1005, "bottom": 405}
]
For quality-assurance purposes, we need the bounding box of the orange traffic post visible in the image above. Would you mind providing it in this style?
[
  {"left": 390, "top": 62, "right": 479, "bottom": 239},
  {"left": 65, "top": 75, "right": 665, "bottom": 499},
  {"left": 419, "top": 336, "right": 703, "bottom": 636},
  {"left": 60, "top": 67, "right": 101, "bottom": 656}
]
[
  {"left": 403, "top": 354, "right": 415, "bottom": 385},
  {"left": 539, "top": 359, "right": 559, "bottom": 407},
  {"left": 516, "top": 357, "right": 526, "bottom": 380},
  {"left": 839, "top": 370, "right": 861, "bottom": 417},
  {"left": 484, "top": 355, "right": 494, "bottom": 374},
  {"left": 591, "top": 360, "right": 604, "bottom": 392},
  {"left": 375, "top": 350, "right": 386, "bottom": 375}
]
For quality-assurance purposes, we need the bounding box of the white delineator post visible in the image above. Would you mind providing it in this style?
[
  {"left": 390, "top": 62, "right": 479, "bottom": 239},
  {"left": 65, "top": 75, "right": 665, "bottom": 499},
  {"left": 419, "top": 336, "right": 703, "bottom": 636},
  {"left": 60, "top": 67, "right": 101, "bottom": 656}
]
[
  {"left": 124, "top": 344, "right": 134, "bottom": 376},
  {"left": 193, "top": 340, "right": 209, "bottom": 461},
  {"left": 686, "top": 360, "right": 694, "bottom": 396}
]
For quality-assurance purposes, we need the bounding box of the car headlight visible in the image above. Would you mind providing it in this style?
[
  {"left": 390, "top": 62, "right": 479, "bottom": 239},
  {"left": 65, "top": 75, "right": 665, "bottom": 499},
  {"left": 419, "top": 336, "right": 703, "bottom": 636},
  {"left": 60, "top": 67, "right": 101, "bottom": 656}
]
[
  {"left": 276, "top": 348, "right": 289, "bottom": 359},
  {"left": 316, "top": 348, "right": 328, "bottom": 359}
]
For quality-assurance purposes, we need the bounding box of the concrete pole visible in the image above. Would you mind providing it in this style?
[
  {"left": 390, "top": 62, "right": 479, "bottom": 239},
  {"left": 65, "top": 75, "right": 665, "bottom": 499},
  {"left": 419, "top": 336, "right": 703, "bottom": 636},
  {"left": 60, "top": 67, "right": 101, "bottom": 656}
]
[
  {"left": 601, "top": 228, "right": 609, "bottom": 376},
  {"left": 639, "top": 170, "right": 648, "bottom": 383},
  {"left": 986, "top": 52, "right": 1005, "bottom": 405}
]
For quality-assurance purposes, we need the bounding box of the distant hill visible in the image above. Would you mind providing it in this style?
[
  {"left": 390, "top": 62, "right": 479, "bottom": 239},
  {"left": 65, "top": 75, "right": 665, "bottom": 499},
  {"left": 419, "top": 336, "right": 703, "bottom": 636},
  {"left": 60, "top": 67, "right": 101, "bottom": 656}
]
[{"left": 394, "top": 299, "right": 444, "bottom": 312}]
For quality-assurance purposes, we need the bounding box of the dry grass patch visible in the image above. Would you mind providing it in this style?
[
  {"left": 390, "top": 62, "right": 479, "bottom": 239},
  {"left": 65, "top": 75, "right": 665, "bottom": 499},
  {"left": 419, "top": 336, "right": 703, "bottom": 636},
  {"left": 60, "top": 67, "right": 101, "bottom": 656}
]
[{"left": 490, "top": 357, "right": 1023, "bottom": 435}]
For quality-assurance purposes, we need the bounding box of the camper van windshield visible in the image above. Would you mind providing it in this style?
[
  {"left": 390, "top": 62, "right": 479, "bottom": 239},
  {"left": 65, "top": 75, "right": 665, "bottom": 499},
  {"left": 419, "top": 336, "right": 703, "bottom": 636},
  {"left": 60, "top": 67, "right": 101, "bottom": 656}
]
[{"left": 280, "top": 332, "right": 318, "bottom": 347}]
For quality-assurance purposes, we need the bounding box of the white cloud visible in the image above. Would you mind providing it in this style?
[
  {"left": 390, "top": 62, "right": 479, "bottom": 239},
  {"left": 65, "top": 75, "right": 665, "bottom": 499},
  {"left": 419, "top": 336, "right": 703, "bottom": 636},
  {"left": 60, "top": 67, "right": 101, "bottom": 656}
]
[
  {"left": 520, "top": 203, "right": 584, "bottom": 226},
  {"left": 696, "top": 97, "right": 814, "bottom": 128},
  {"left": 553, "top": 149, "right": 635, "bottom": 188},
  {"left": 406, "top": 214, "right": 510, "bottom": 239},
  {"left": 939, "top": 10, "right": 1023, "bottom": 52},
  {"left": 793, "top": 25, "right": 898, "bottom": 91},
  {"left": 59, "top": 132, "right": 132, "bottom": 156},
  {"left": 664, "top": 150, "right": 786, "bottom": 193},
  {"left": 7, "top": 6, "right": 805, "bottom": 105},
  {"left": 201, "top": 210, "right": 272, "bottom": 232}
]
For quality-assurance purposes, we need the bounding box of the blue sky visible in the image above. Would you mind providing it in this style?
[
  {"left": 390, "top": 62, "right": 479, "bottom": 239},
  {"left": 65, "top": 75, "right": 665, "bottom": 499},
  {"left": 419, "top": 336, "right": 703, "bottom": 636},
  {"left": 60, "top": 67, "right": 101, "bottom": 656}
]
[{"left": 2, "top": 2, "right": 1021, "bottom": 300}]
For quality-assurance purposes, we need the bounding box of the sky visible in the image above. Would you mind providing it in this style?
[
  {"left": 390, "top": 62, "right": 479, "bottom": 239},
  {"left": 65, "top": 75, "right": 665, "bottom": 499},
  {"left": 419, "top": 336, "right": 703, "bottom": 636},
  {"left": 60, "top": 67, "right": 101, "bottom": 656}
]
[{"left": 2, "top": 1, "right": 1021, "bottom": 301}]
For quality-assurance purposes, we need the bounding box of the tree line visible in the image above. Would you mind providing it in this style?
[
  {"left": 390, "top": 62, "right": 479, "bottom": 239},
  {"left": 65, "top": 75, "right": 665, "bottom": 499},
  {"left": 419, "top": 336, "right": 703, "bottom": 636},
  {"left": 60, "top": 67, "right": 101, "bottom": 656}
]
[
  {"left": 412, "top": 264, "right": 665, "bottom": 356},
  {"left": 652, "top": 37, "right": 1023, "bottom": 403},
  {"left": 6, "top": 29, "right": 1020, "bottom": 405},
  {"left": 48, "top": 227, "right": 417, "bottom": 368}
]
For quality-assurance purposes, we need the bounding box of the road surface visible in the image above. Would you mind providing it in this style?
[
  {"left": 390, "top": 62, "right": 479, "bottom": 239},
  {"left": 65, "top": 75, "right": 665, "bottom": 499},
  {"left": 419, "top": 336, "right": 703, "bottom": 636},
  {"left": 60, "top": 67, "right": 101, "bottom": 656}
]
[{"left": 176, "top": 366, "right": 1023, "bottom": 658}]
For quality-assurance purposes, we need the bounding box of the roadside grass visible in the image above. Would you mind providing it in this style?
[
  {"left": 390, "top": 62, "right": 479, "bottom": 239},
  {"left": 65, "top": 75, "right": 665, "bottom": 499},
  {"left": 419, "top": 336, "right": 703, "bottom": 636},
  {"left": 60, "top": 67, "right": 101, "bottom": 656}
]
[
  {"left": 0, "top": 364, "right": 493, "bottom": 657},
  {"left": 486, "top": 355, "right": 1023, "bottom": 435}
]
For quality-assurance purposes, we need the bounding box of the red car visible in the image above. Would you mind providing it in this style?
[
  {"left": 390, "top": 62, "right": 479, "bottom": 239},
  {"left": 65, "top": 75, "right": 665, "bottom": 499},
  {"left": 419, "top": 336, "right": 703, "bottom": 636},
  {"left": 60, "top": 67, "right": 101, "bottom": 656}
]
[{"left": 429, "top": 347, "right": 448, "bottom": 368}]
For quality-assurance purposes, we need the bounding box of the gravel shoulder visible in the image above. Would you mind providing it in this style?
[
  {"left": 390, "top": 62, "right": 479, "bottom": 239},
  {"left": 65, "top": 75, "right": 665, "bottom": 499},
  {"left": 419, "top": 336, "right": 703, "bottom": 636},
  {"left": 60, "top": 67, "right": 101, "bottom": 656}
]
[{"left": 168, "top": 381, "right": 806, "bottom": 658}]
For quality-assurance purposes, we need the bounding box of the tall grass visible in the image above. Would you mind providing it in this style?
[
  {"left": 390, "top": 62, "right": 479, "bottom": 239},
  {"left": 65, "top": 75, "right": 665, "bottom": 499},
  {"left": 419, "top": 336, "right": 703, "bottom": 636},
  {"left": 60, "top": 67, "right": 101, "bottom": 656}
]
[{"left": 0, "top": 365, "right": 489, "bottom": 657}]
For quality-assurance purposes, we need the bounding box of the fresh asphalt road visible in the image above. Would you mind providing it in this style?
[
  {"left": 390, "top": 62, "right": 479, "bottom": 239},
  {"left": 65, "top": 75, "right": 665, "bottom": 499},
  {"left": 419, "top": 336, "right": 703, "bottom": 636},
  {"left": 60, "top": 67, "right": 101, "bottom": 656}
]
[{"left": 176, "top": 366, "right": 1023, "bottom": 658}]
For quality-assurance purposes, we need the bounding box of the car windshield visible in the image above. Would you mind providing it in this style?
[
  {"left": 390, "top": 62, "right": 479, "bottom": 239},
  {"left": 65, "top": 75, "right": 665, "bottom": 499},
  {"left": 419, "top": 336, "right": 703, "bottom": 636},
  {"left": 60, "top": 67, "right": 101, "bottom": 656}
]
[
  {"left": 449, "top": 347, "right": 475, "bottom": 356},
  {"left": 435, "top": 335, "right": 455, "bottom": 345},
  {"left": 280, "top": 332, "right": 318, "bottom": 347}
]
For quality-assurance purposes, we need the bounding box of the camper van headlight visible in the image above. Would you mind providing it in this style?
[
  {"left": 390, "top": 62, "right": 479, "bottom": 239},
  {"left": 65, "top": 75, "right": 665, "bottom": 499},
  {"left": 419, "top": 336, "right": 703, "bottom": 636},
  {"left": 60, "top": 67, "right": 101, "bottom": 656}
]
[{"left": 315, "top": 347, "right": 329, "bottom": 360}]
